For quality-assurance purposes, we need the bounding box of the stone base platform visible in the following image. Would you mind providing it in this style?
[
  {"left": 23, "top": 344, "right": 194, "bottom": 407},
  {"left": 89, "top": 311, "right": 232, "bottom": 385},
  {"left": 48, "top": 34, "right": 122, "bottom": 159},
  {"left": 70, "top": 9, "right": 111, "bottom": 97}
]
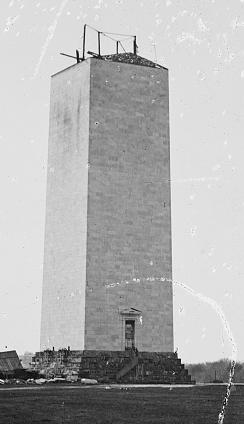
[{"left": 31, "top": 349, "right": 195, "bottom": 384}]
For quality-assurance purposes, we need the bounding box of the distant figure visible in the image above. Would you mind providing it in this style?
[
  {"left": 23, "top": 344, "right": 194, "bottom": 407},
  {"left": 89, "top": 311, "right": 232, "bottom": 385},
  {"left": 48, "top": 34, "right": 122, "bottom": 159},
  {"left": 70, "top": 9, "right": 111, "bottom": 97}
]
[{"left": 132, "top": 346, "right": 138, "bottom": 356}]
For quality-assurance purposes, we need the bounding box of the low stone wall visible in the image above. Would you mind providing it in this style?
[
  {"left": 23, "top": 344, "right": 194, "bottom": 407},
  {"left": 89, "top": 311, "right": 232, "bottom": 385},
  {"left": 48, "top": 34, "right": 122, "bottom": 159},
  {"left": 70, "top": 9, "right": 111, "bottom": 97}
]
[
  {"left": 31, "top": 349, "right": 194, "bottom": 384},
  {"left": 32, "top": 349, "right": 82, "bottom": 378}
]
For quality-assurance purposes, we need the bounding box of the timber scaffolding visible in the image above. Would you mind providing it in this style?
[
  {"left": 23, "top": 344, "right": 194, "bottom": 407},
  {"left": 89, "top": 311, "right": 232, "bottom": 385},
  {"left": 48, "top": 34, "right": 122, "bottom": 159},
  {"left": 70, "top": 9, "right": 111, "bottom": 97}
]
[
  {"left": 60, "top": 24, "right": 139, "bottom": 63},
  {"left": 31, "top": 349, "right": 195, "bottom": 384}
]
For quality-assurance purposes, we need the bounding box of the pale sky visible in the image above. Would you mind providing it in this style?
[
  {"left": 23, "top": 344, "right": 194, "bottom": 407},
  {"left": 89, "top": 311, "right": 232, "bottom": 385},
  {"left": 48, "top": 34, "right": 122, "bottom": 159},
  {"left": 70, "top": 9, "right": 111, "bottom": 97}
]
[{"left": 0, "top": 0, "right": 244, "bottom": 363}]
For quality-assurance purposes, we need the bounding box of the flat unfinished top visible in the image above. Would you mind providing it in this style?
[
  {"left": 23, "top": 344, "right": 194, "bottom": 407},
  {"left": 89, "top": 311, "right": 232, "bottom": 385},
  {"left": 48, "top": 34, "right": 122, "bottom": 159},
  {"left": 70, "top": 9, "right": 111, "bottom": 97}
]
[
  {"left": 52, "top": 52, "right": 168, "bottom": 77},
  {"left": 101, "top": 52, "right": 167, "bottom": 70}
]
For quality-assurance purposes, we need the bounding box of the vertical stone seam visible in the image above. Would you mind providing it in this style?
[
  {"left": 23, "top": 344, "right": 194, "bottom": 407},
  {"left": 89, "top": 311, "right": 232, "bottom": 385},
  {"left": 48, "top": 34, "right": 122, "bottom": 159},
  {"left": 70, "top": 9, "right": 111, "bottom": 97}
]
[
  {"left": 167, "top": 70, "right": 174, "bottom": 351},
  {"left": 84, "top": 58, "right": 92, "bottom": 350},
  {"left": 40, "top": 78, "right": 53, "bottom": 351}
]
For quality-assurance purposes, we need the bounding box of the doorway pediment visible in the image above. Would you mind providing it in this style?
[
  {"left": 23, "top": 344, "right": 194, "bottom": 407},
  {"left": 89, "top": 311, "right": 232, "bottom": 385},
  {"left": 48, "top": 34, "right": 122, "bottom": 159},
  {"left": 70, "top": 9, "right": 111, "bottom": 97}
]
[{"left": 119, "top": 307, "right": 142, "bottom": 317}]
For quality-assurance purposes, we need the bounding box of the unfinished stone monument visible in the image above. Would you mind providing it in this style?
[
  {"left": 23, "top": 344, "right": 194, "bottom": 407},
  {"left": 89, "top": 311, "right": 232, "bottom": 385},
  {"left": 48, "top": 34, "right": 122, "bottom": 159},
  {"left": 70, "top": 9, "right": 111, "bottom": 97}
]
[{"left": 35, "top": 33, "right": 193, "bottom": 383}]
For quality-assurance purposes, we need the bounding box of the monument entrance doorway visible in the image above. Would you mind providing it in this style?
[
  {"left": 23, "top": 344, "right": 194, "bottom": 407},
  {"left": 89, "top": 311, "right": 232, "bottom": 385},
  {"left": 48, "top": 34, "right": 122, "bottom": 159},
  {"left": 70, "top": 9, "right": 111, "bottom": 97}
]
[{"left": 125, "top": 320, "right": 135, "bottom": 349}]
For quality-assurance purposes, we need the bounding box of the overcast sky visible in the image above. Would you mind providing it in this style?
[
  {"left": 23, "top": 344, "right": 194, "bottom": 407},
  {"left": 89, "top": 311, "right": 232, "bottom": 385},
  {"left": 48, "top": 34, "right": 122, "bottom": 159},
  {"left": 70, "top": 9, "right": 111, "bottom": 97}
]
[{"left": 1, "top": 0, "right": 244, "bottom": 363}]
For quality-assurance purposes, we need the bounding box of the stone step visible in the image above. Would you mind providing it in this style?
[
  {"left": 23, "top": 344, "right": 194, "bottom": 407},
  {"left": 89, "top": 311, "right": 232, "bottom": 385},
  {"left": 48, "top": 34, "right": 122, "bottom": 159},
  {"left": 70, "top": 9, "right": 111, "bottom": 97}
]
[{"left": 116, "top": 357, "right": 139, "bottom": 380}]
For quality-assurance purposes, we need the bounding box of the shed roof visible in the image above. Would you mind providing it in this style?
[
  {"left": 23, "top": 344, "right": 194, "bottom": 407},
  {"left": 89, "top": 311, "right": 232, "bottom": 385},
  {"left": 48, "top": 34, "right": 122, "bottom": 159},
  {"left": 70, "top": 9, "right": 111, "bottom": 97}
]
[{"left": 0, "top": 350, "right": 23, "bottom": 371}]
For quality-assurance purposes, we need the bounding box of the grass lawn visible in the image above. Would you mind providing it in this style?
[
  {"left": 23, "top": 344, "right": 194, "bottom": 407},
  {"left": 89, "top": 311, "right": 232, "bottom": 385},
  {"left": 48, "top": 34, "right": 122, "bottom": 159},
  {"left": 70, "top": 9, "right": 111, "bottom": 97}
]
[{"left": 0, "top": 384, "right": 243, "bottom": 423}]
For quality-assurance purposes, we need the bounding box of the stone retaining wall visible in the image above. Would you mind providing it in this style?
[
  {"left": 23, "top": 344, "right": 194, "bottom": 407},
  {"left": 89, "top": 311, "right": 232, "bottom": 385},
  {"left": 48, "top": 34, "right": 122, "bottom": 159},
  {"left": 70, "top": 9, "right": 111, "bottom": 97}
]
[{"left": 32, "top": 349, "right": 194, "bottom": 384}]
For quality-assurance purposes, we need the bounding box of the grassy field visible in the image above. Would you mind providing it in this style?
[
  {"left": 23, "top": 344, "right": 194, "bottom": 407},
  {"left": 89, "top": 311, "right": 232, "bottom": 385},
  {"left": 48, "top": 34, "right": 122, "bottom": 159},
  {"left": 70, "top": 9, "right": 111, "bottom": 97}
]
[{"left": 0, "top": 384, "right": 243, "bottom": 424}]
